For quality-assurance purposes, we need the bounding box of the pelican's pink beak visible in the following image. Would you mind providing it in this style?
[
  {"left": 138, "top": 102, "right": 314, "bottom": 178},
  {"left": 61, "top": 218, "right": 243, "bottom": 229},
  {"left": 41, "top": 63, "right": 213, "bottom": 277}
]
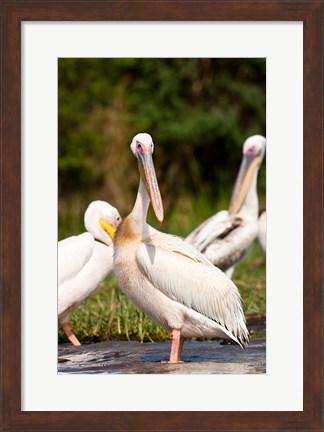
[
  {"left": 228, "top": 149, "right": 262, "bottom": 215},
  {"left": 137, "top": 151, "right": 164, "bottom": 224}
]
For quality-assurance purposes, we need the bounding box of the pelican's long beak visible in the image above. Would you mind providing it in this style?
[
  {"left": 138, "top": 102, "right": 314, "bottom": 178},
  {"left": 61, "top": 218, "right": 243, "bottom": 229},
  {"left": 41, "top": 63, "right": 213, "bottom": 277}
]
[
  {"left": 228, "top": 153, "right": 261, "bottom": 215},
  {"left": 137, "top": 152, "right": 164, "bottom": 223}
]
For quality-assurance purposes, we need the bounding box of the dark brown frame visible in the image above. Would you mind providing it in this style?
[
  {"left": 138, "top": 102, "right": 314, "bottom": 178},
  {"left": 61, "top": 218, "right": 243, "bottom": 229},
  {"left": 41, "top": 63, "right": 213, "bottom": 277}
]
[{"left": 1, "top": 1, "right": 323, "bottom": 431}]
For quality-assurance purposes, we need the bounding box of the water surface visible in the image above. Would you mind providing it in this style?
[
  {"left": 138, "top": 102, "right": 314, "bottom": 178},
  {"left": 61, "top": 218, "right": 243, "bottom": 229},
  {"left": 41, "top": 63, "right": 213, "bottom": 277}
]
[{"left": 58, "top": 338, "right": 266, "bottom": 374}]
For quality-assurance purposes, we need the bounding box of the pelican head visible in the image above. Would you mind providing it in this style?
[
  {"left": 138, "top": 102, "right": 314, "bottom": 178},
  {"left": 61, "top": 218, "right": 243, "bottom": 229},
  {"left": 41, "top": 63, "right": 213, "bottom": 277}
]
[
  {"left": 84, "top": 200, "right": 122, "bottom": 245},
  {"left": 228, "top": 135, "right": 266, "bottom": 215},
  {"left": 130, "top": 133, "right": 164, "bottom": 224}
]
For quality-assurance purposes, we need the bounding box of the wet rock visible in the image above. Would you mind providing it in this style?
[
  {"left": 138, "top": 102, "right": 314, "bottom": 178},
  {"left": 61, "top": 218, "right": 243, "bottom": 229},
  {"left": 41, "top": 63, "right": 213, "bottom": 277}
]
[{"left": 58, "top": 338, "right": 266, "bottom": 374}]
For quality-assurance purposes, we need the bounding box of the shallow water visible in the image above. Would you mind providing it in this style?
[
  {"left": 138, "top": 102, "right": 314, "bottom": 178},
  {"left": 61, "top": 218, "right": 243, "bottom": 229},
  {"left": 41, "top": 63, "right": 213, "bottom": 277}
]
[{"left": 58, "top": 338, "right": 266, "bottom": 374}]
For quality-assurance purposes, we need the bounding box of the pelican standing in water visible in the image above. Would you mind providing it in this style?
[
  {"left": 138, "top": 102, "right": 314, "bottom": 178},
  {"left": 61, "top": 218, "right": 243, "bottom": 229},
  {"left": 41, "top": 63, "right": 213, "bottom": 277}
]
[
  {"left": 113, "top": 133, "right": 249, "bottom": 363},
  {"left": 58, "top": 200, "right": 122, "bottom": 345},
  {"left": 258, "top": 208, "right": 266, "bottom": 255},
  {"left": 186, "top": 135, "right": 266, "bottom": 278}
]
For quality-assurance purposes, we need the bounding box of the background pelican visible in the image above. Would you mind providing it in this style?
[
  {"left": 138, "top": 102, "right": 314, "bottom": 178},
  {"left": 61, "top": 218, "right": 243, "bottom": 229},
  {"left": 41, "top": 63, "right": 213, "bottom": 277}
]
[
  {"left": 113, "top": 133, "right": 249, "bottom": 363},
  {"left": 58, "top": 200, "right": 122, "bottom": 345},
  {"left": 258, "top": 208, "right": 266, "bottom": 255},
  {"left": 186, "top": 135, "right": 266, "bottom": 278}
]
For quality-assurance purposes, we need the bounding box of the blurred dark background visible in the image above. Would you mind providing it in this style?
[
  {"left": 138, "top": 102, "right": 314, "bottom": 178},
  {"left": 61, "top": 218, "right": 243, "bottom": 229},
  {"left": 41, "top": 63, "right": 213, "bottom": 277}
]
[{"left": 58, "top": 58, "right": 266, "bottom": 239}]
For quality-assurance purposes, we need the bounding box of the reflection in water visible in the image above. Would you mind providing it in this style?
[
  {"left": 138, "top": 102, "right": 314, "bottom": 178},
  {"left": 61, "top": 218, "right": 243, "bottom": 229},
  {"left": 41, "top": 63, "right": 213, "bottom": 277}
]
[{"left": 58, "top": 338, "right": 266, "bottom": 374}]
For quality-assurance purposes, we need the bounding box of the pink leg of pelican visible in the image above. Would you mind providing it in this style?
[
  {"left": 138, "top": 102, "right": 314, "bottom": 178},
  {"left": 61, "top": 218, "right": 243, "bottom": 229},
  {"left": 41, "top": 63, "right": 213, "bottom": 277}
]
[
  {"left": 169, "top": 328, "right": 184, "bottom": 363},
  {"left": 61, "top": 322, "right": 81, "bottom": 346}
]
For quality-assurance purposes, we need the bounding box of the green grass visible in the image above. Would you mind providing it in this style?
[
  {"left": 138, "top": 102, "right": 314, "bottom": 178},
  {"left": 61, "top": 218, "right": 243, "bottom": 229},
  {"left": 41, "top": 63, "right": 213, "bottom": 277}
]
[{"left": 58, "top": 193, "right": 266, "bottom": 344}]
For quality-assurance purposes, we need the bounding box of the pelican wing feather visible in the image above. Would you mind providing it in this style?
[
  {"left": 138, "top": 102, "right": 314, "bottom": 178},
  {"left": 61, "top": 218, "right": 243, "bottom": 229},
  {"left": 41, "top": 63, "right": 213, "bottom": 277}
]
[
  {"left": 58, "top": 235, "right": 114, "bottom": 321},
  {"left": 186, "top": 210, "right": 243, "bottom": 253},
  {"left": 58, "top": 232, "right": 94, "bottom": 286},
  {"left": 136, "top": 234, "right": 248, "bottom": 345}
]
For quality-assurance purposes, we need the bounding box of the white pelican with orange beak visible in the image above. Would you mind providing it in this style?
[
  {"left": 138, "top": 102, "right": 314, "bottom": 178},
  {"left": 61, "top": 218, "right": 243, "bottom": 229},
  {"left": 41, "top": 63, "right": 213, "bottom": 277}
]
[
  {"left": 58, "top": 200, "right": 122, "bottom": 346},
  {"left": 113, "top": 133, "right": 249, "bottom": 363},
  {"left": 186, "top": 135, "right": 266, "bottom": 277}
]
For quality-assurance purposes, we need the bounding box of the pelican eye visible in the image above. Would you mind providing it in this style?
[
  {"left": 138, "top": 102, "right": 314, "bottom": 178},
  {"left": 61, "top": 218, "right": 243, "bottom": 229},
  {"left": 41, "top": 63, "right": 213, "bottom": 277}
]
[{"left": 244, "top": 145, "right": 260, "bottom": 157}]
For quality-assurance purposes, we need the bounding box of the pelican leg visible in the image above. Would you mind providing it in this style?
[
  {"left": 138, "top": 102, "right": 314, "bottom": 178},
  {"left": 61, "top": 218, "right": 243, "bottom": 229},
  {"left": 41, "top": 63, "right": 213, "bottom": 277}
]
[
  {"left": 61, "top": 322, "right": 81, "bottom": 346},
  {"left": 169, "top": 328, "right": 184, "bottom": 363}
]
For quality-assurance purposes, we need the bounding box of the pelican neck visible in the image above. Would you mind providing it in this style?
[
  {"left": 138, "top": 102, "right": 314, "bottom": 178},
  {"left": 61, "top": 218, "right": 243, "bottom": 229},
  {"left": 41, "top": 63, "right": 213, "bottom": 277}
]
[
  {"left": 237, "top": 171, "right": 259, "bottom": 218},
  {"left": 130, "top": 178, "right": 151, "bottom": 236}
]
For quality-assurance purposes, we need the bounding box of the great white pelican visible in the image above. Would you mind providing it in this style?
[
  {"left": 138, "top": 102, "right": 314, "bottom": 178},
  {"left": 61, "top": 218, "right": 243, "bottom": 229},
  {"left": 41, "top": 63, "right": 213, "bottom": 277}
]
[
  {"left": 113, "top": 133, "right": 249, "bottom": 363},
  {"left": 186, "top": 135, "right": 266, "bottom": 278},
  {"left": 58, "top": 200, "right": 122, "bottom": 346}
]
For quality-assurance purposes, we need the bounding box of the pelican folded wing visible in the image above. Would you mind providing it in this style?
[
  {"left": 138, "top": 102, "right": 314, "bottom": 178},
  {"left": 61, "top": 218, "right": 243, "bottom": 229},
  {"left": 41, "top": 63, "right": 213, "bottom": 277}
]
[{"left": 136, "top": 239, "right": 247, "bottom": 343}]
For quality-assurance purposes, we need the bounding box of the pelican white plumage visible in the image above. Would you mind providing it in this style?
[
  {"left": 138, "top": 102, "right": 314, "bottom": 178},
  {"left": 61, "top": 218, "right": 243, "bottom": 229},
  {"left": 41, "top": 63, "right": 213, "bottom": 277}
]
[
  {"left": 186, "top": 135, "right": 266, "bottom": 278},
  {"left": 58, "top": 200, "right": 122, "bottom": 346},
  {"left": 258, "top": 208, "right": 266, "bottom": 255},
  {"left": 113, "top": 133, "right": 249, "bottom": 363}
]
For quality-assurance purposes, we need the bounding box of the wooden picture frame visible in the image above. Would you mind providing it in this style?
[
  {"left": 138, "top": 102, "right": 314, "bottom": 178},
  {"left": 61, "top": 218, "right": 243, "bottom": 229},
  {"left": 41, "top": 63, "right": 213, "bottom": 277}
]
[{"left": 1, "top": 1, "right": 323, "bottom": 431}]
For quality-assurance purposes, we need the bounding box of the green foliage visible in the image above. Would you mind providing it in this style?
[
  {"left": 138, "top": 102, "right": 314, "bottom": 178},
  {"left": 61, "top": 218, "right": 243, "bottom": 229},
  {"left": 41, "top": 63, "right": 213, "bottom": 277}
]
[{"left": 58, "top": 58, "right": 266, "bottom": 214}]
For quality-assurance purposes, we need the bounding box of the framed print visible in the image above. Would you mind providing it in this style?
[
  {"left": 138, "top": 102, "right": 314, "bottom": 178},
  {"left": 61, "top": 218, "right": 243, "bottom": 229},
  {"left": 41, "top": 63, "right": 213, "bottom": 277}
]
[{"left": 1, "top": 1, "right": 323, "bottom": 431}]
